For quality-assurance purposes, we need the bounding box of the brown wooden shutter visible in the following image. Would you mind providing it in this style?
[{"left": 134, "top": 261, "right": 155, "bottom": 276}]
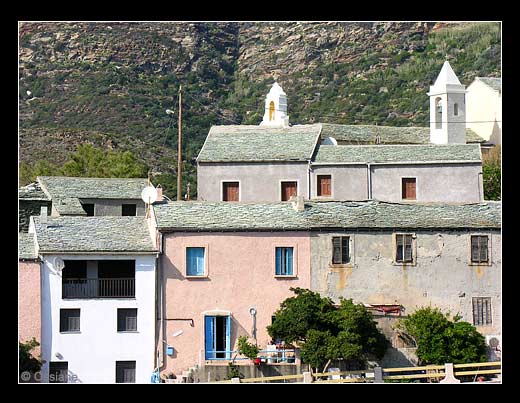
[
  {"left": 281, "top": 182, "right": 297, "bottom": 201},
  {"left": 317, "top": 175, "right": 331, "bottom": 197},
  {"left": 396, "top": 235, "right": 404, "bottom": 262},
  {"left": 341, "top": 237, "right": 349, "bottom": 263},
  {"left": 223, "top": 182, "right": 239, "bottom": 201},
  {"left": 404, "top": 235, "right": 413, "bottom": 262},
  {"left": 332, "top": 237, "right": 341, "bottom": 264},
  {"left": 402, "top": 178, "right": 416, "bottom": 200},
  {"left": 480, "top": 236, "right": 489, "bottom": 262}
]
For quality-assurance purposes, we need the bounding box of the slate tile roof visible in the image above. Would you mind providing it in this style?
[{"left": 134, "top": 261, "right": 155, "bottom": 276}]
[
  {"left": 37, "top": 176, "right": 149, "bottom": 200},
  {"left": 18, "top": 232, "right": 38, "bottom": 260},
  {"left": 476, "top": 77, "right": 501, "bottom": 92},
  {"left": 18, "top": 182, "right": 50, "bottom": 201},
  {"left": 32, "top": 216, "right": 157, "bottom": 253},
  {"left": 312, "top": 143, "right": 482, "bottom": 164},
  {"left": 321, "top": 123, "right": 486, "bottom": 144},
  {"left": 196, "top": 124, "right": 322, "bottom": 162},
  {"left": 53, "top": 197, "right": 88, "bottom": 216},
  {"left": 153, "top": 200, "right": 500, "bottom": 231}
]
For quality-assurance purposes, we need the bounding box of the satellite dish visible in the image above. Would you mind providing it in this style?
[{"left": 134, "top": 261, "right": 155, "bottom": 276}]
[
  {"left": 141, "top": 186, "right": 158, "bottom": 204},
  {"left": 53, "top": 257, "right": 65, "bottom": 272},
  {"left": 322, "top": 137, "right": 338, "bottom": 146},
  {"left": 488, "top": 337, "right": 500, "bottom": 349}
]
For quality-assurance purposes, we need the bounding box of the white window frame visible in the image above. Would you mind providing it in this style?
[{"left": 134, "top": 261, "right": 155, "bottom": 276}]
[
  {"left": 185, "top": 244, "right": 209, "bottom": 278},
  {"left": 273, "top": 243, "right": 298, "bottom": 278},
  {"left": 220, "top": 180, "right": 241, "bottom": 202},
  {"left": 279, "top": 179, "right": 300, "bottom": 202}
]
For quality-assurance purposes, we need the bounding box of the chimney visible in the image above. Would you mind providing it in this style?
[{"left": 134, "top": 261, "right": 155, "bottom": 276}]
[
  {"left": 291, "top": 195, "right": 305, "bottom": 212},
  {"left": 156, "top": 185, "right": 163, "bottom": 202},
  {"left": 40, "top": 206, "right": 48, "bottom": 227}
]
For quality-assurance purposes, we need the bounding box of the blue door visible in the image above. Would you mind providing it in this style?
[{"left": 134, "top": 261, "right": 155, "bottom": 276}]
[{"left": 204, "top": 315, "right": 231, "bottom": 360}]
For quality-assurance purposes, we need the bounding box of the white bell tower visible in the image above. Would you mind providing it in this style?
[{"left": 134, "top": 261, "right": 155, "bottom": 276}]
[
  {"left": 428, "top": 61, "right": 466, "bottom": 144},
  {"left": 260, "top": 82, "right": 289, "bottom": 127}
]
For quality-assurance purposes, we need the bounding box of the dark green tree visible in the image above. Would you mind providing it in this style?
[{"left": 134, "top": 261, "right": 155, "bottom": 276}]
[
  {"left": 267, "top": 288, "right": 388, "bottom": 373},
  {"left": 19, "top": 338, "right": 41, "bottom": 378},
  {"left": 398, "top": 307, "right": 487, "bottom": 365}
]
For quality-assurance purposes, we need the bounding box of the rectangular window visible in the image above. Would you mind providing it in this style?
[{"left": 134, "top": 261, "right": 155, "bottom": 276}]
[
  {"left": 116, "top": 361, "right": 136, "bottom": 383},
  {"left": 402, "top": 178, "right": 416, "bottom": 200},
  {"left": 332, "top": 236, "right": 350, "bottom": 264},
  {"left": 396, "top": 234, "right": 413, "bottom": 263},
  {"left": 471, "top": 235, "right": 489, "bottom": 263},
  {"left": 281, "top": 181, "right": 298, "bottom": 201},
  {"left": 186, "top": 247, "right": 205, "bottom": 276},
  {"left": 82, "top": 203, "right": 95, "bottom": 216},
  {"left": 472, "top": 297, "right": 492, "bottom": 326},
  {"left": 60, "top": 309, "right": 80, "bottom": 332},
  {"left": 222, "top": 182, "right": 239, "bottom": 202},
  {"left": 122, "top": 204, "right": 137, "bottom": 216},
  {"left": 317, "top": 175, "right": 332, "bottom": 197},
  {"left": 49, "top": 362, "right": 68, "bottom": 383},
  {"left": 117, "top": 308, "right": 137, "bottom": 332},
  {"left": 275, "top": 247, "right": 294, "bottom": 276}
]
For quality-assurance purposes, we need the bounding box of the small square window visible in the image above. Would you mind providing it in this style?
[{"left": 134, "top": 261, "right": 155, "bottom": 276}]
[
  {"left": 402, "top": 178, "right": 416, "bottom": 200},
  {"left": 222, "top": 182, "right": 239, "bottom": 202},
  {"left": 186, "top": 247, "right": 205, "bottom": 276},
  {"left": 471, "top": 235, "right": 489, "bottom": 263},
  {"left": 317, "top": 175, "right": 332, "bottom": 197},
  {"left": 332, "top": 236, "right": 350, "bottom": 264},
  {"left": 275, "top": 247, "right": 294, "bottom": 276},
  {"left": 122, "top": 204, "right": 137, "bottom": 216},
  {"left": 472, "top": 297, "right": 492, "bottom": 326},
  {"left": 118, "top": 308, "right": 137, "bottom": 332},
  {"left": 396, "top": 234, "right": 414, "bottom": 263},
  {"left": 116, "top": 361, "right": 136, "bottom": 383},
  {"left": 60, "top": 309, "right": 80, "bottom": 333}
]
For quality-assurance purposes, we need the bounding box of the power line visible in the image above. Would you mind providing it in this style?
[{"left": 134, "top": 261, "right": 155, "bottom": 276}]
[{"left": 183, "top": 91, "right": 242, "bottom": 125}]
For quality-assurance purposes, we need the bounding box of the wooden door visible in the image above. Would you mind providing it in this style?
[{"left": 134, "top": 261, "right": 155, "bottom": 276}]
[
  {"left": 223, "top": 182, "right": 239, "bottom": 201},
  {"left": 317, "top": 175, "right": 331, "bottom": 197},
  {"left": 281, "top": 181, "right": 297, "bottom": 201}
]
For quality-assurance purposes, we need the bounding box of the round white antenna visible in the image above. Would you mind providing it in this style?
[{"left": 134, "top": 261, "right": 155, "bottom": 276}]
[
  {"left": 53, "top": 257, "right": 65, "bottom": 272},
  {"left": 141, "top": 186, "right": 158, "bottom": 204}
]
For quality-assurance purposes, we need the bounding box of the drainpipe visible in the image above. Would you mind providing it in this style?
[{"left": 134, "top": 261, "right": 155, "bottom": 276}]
[
  {"left": 158, "top": 233, "right": 167, "bottom": 374},
  {"left": 367, "top": 162, "right": 373, "bottom": 200},
  {"left": 478, "top": 172, "right": 483, "bottom": 201},
  {"left": 307, "top": 161, "right": 311, "bottom": 200}
]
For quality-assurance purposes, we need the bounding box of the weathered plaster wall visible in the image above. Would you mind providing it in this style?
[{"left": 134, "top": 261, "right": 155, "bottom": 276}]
[
  {"left": 19, "top": 260, "right": 41, "bottom": 356},
  {"left": 310, "top": 231, "right": 501, "bottom": 336},
  {"left": 310, "top": 166, "right": 368, "bottom": 200},
  {"left": 197, "top": 162, "right": 309, "bottom": 201},
  {"left": 160, "top": 232, "right": 311, "bottom": 375},
  {"left": 79, "top": 198, "right": 146, "bottom": 216},
  {"left": 371, "top": 163, "right": 483, "bottom": 203}
]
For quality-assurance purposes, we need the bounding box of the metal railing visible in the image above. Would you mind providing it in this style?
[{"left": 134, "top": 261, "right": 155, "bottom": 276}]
[
  {"left": 205, "top": 349, "right": 297, "bottom": 363},
  {"left": 62, "top": 278, "right": 135, "bottom": 298}
]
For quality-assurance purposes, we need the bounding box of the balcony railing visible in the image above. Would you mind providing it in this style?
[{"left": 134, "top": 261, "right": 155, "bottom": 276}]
[{"left": 62, "top": 278, "right": 135, "bottom": 299}]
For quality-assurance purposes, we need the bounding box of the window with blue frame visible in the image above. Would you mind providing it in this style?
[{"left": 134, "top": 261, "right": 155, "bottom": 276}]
[
  {"left": 186, "top": 247, "right": 206, "bottom": 276},
  {"left": 275, "top": 247, "right": 294, "bottom": 276}
]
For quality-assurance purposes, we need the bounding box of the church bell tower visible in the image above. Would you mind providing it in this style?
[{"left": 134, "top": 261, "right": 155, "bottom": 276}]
[{"left": 260, "top": 82, "right": 289, "bottom": 127}]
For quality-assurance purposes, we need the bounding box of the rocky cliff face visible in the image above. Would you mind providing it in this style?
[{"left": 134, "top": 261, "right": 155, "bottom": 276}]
[{"left": 18, "top": 21, "right": 501, "bottom": 194}]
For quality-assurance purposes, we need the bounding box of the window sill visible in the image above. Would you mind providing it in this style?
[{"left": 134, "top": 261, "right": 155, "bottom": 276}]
[
  {"left": 329, "top": 263, "right": 352, "bottom": 268},
  {"left": 393, "top": 261, "right": 416, "bottom": 266},
  {"left": 185, "top": 275, "right": 209, "bottom": 279},
  {"left": 469, "top": 262, "right": 492, "bottom": 266},
  {"left": 60, "top": 331, "right": 81, "bottom": 334},
  {"left": 117, "top": 331, "right": 139, "bottom": 333},
  {"left": 274, "top": 275, "right": 297, "bottom": 279}
]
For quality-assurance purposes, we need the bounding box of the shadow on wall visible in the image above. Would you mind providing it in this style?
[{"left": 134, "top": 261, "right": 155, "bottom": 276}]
[{"left": 489, "top": 119, "right": 501, "bottom": 146}]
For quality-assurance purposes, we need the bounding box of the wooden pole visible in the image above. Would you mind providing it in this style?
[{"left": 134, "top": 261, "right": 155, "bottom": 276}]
[{"left": 177, "top": 85, "right": 182, "bottom": 201}]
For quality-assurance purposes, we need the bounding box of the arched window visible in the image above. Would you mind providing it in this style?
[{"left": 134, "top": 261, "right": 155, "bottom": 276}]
[
  {"left": 269, "top": 101, "right": 275, "bottom": 121},
  {"left": 435, "top": 98, "right": 442, "bottom": 129},
  {"left": 454, "top": 103, "right": 459, "bottom": 116}
]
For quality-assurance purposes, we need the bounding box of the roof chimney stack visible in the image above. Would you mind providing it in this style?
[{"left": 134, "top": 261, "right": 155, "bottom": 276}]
[
  {"left": 156, "top": 185, "right": 163, "bottom": 202},
  {"left": 291, "top": 195, "right": 305, "bottom": 212},
  {"left": 40, "top": 206, "right": 48, "bottom": 227}
]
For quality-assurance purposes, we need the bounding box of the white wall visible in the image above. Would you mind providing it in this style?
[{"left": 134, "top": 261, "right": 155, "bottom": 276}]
[
  {"left": 466, "top": 81, "right": 502, "bottom": 145},
  {"left": 40, "top": 254, "right": 157, "bottom": 383}
]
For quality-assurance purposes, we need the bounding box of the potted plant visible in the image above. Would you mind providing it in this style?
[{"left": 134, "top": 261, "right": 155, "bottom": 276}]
[{"left": 237, "top": 335, "right": 260, "bottom": 365}]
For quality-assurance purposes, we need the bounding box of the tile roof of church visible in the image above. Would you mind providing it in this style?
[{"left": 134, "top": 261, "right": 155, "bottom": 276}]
[
  {"left": 153, "top": 200, "right": 500, "bottom": 231},
  {"left": 476, "top": 77, "right": 501, "bottom": 92}
]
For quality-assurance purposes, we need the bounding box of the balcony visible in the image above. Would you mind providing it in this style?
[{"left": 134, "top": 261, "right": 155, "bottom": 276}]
[{"left": 62, "top": 278, "right": 135, "bottom": 299}]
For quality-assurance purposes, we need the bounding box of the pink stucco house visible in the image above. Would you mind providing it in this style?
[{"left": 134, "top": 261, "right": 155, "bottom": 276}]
[{"left": 153, "top": 200, "right": 311, "bottom": 376}]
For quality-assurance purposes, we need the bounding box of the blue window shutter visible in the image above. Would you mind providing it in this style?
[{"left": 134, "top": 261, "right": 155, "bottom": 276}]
[
  {"left": 225, "top": 316, "right": 231, "bottom": 359},
  {"left": 275, "top": 248, "right": 281, "bottom": 275},
  {"left": 287, "top": 248, "right": 293, "bottom": 275},
  {"left": 187, "top": 247, "right": 205, "bottom": 276},
  {"left": 196, "top": 248, "right": 205, "bottom": 275},
  {"left": 205, "top": 316, "right": 215, "bottom": 359},
  {"left": 187, "top": 248, "right": 194, "bottom": 275}
]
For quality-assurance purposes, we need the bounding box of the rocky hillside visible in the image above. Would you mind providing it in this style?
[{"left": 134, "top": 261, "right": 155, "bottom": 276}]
[{"left": 19, "top": 21, "right": 501, "bottom": 196}]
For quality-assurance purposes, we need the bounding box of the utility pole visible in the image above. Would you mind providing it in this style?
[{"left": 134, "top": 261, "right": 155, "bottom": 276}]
[{"left": 177, "top": 85, "right": 182, "bottom": 201}]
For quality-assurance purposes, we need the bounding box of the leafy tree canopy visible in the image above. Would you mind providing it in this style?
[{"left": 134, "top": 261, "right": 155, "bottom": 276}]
[
  {"left": 19, "top": 338, "right": 41, "bottom": 375},
  {"left": 398, "top": 306, "right": 487, "bottom": 365},
  {"left": 267, "top": 288, "right": 388, "bottom": 372}
]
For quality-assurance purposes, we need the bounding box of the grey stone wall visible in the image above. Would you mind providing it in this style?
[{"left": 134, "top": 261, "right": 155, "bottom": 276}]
[
  {"left": 310, "top": 230, "right": 501, "bottom": 336},
  {"left": 197, "top": 162, "right": 309, "bottom": 201},
  {"left": 79, "top": 199, "right": 146, "bottom": 216},
  {"left": 19, "top": 200, "right": 51, "bottom": 232}
]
